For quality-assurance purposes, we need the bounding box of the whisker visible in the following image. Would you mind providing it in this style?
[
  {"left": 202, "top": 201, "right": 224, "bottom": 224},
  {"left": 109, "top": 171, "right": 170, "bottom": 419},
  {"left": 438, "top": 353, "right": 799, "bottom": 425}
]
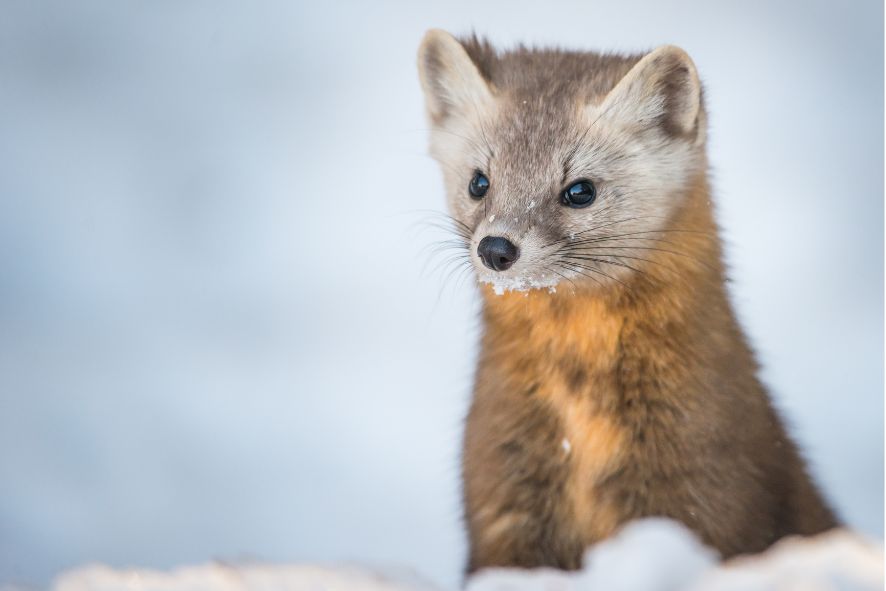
[
  {"left": 554, "top": 261, "right": 605, "bottom": 289},
  {"left": 555, "top": 260, "right": 629, "bottom": 291},
  {"left": 423, "top": 250, "right": 470, "bottom": 281},
  {"left": 559, "top": 233, "right": 683, "bottom": 249},
  {"left": 560, "top": 251, "right": 680, "bottom": 278},
  {"left": 562, "top": 244, "right": 716, "bottom": 271},
  {"left": 559, "top": 228, "right": 715, "bottom": 248},
  {"left": 560, "top": 253, "right": 647, "bottom": 277},
  {"left": 455, "top": 261, "right": 477, "bottom": 292},
  {"left": 544, "top": 263, "right": 577, "bottom": 294},
  {"left": 541, "top": 210, "right": 643, "bottom": 248}
]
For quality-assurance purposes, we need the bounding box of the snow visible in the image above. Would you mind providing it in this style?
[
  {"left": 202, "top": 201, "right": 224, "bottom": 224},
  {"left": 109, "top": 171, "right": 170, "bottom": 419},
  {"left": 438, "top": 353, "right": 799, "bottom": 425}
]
[
  {"left": 37, "top": 520, "right": 882, "bottom": 591},
  {"left": 467, "top": 520, "right": 882, "bottom": 591},
  {"left": 51, "top": 564, "right": 438, "bottom": 591},
  {"left": 561, "top": 438, "right": 571, "bottom": 454},
  {"left": 482, "top": 277, "right": 559, "bottom": 295}
]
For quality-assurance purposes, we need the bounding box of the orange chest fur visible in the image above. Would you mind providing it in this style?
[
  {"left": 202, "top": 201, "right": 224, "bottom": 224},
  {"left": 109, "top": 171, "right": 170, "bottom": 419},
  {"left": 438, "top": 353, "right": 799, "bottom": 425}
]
[{"left": 480, "top": 288, "right": 632, "bottom": 540}]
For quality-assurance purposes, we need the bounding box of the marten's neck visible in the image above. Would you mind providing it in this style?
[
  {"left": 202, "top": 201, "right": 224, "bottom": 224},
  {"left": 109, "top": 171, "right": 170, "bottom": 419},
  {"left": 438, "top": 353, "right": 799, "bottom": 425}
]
[{"left": 477, "top": 174, "right": 743, "bottom": 405}]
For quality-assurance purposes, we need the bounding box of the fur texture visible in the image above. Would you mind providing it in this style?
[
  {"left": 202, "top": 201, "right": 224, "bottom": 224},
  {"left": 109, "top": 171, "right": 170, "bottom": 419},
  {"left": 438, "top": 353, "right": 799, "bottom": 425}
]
[{"left": 417, "top": 30, "right": 837, "bottom": 574}]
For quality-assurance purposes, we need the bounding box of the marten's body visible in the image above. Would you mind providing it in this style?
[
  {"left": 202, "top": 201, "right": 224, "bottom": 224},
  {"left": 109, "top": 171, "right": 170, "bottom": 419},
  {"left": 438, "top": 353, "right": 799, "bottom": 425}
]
[
  {"left": 463, "top": 173, "right": 836, "bottom": 570},
  {"left": 417, "top": 31, "right": 837, "bottom": 573}
]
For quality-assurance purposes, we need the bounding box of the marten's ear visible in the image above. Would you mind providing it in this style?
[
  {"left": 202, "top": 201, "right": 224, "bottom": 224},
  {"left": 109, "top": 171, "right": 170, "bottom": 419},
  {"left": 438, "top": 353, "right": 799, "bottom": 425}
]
[
  {"left": 598, "top": 45, "right": 704, "bottom": 144},
  {"left": 417, "top": 29, "right": 494, "bottom": 125}
]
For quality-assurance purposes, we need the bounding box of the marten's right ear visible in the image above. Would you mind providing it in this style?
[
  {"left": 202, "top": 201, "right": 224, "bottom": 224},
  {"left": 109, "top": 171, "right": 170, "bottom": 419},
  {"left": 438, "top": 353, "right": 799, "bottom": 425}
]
[{"left": 417, "top": 30, "right": 494, "bottom": 125}]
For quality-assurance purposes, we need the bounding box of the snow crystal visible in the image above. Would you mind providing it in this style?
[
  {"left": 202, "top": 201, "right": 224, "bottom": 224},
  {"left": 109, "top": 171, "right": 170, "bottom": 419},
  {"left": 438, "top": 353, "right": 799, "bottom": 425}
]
[
  {"left": 482, "top": 274, "right": 559, "bottom": 296},
  {"left": 561, "top": 438, "right": 571, "bottom": 454}
]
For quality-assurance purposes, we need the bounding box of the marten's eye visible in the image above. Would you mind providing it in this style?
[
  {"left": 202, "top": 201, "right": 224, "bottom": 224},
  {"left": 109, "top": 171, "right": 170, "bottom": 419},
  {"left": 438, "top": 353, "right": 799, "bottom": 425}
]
[
  {"left": 561, "top": 180, "right": 596, "bottom": 208},
  {"left": 469, "top": 171, "right": 490, "bottom": 199}
]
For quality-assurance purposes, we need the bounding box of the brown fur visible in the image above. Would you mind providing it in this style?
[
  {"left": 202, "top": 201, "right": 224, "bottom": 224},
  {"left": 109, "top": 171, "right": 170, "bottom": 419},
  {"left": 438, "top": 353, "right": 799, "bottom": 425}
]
[
  {"left": 416, "top": 32, "right": 838, "bottom": 574},
  {"left": 463, "top": 173, "right": 837, "bottom": 572}
]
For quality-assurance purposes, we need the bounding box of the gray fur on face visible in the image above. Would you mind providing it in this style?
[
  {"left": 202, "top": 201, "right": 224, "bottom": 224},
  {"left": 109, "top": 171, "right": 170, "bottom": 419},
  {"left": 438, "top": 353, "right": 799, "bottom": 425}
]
[{"left": 418, "top": 30, "right": 707, "bottom": 293}]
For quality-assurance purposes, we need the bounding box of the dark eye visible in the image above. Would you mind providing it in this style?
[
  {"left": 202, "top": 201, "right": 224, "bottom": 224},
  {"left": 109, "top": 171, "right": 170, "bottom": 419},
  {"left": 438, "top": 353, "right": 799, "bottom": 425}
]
[
  {"left": 561, "top": 180, "right": 596, "bottom": 208},
  {"left": 469, "top": 171, "right": 490, "bottom": 199}
]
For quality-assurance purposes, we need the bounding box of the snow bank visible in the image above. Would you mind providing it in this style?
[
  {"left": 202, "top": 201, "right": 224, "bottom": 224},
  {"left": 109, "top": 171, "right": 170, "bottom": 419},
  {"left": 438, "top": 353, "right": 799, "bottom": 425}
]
[
  {"left": 468, "top": 519, "right": 883, "bottom": 591},
  {"left": 50, "top": 564, "right": 437, "bottom": 591},
  {"left": 42, "top": 519, "right": 882, "bottom": 591}
]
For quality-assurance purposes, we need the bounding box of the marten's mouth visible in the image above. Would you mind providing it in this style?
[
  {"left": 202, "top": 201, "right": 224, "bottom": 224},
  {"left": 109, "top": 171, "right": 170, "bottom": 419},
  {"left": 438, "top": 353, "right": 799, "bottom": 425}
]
[{"left": 477, "top": 270, "right": 560, "bottom": 296}]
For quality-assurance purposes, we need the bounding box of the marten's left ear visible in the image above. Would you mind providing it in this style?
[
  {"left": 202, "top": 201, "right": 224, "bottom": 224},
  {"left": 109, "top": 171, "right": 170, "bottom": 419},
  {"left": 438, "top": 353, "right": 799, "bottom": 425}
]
[
  {"left": 598, "top": 45, "right": 704, "bottom": 144},
  {"left": 417, "top": 29, "right": 494, "bottom": 125}
]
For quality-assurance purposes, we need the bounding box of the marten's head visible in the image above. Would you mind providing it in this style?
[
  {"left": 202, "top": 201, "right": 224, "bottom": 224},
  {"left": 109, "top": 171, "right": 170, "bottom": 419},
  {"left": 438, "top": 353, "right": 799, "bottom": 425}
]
[{"left": 418, "top": 30, "right": 709, "bottom": 294}]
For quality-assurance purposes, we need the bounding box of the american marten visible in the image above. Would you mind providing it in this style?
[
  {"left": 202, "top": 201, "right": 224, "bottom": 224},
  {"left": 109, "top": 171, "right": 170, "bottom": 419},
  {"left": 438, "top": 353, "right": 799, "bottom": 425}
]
[{"left": 416, "top": 30, "right": 837, "bottom": 573}]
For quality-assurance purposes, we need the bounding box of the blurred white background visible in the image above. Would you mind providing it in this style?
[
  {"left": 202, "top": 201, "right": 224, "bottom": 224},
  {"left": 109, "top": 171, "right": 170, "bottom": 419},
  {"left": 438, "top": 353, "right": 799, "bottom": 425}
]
[{"left": 0, "top": 1, "right": 881, "bottom": 589}]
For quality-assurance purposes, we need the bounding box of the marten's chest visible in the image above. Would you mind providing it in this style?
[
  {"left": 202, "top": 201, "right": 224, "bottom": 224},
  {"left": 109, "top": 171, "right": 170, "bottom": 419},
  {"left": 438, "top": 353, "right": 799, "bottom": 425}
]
[
  {"left": 465, "top": 356, "right": 639, "bottom": 557},
  {"left": 467, "top": 285, "right": 706, "bottom": 551},
  {"left": 467, "top": 293, "right": 645, "bottom": 548}
]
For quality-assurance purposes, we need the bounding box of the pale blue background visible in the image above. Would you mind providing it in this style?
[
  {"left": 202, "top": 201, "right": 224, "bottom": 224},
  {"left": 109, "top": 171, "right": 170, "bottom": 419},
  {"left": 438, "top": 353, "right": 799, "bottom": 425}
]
[{"left": 0, "top": 1, "right": 882, "bottom": 589}]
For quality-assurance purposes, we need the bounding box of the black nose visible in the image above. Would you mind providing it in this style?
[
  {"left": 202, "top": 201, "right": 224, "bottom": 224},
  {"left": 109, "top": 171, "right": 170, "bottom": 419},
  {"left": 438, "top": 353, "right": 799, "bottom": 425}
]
[{"left": 477, "top": 236, "right": 520, "bottom": 271}]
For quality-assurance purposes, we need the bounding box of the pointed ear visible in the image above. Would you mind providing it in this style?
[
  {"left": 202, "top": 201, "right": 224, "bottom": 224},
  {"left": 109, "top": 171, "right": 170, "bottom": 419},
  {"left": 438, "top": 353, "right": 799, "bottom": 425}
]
[
  {"left": 598, "top": 45, "right": 704, "bottom": 143},
  {"left": 417, "top": 29, "right": 494, "bottom": 125}
]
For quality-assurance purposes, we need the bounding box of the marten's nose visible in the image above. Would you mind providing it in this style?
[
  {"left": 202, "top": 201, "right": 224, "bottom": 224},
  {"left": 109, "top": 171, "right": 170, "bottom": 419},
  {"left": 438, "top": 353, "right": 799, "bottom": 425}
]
[{"left": 477, "top": 236, "right": 520, "bottom": 271}]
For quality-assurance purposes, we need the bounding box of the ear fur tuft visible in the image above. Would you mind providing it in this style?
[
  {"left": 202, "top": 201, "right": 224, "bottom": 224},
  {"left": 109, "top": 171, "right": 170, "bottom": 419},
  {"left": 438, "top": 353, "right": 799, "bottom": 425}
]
[
  {"left": 599, "top": 45, "right": 704, "bottom": 143},
  {"left": 417, "top": 29, "right": 494, "bottom": 125}
]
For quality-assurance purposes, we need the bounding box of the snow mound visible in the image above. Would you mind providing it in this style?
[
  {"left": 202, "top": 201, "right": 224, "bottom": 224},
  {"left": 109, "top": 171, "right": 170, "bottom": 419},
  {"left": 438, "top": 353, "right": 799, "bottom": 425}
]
[
  {"left": 36, "top": 519, "right": 883, "bottom": 591},
  {"left": 469, "top": 519, "right": 883, "bottom": 591},
  {"left": 51, "top": 564, "right": 438, "bottom": 591}
]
